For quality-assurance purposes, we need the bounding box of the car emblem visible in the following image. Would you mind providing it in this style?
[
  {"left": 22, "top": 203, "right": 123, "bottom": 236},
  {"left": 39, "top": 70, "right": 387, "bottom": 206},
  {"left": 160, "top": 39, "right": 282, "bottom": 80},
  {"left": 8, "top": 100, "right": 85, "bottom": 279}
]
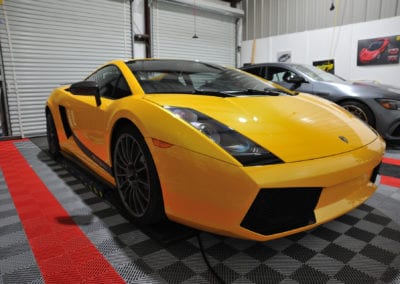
[{"left": 339, "top": 136, "right": 349, "bottom": 143}]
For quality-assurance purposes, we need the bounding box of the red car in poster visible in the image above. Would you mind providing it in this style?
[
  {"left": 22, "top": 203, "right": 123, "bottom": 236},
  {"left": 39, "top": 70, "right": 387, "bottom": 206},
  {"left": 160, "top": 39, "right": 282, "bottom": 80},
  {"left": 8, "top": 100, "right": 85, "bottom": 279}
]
[{"left": 359, "top": 38, "right": 390, "bottom": 63}]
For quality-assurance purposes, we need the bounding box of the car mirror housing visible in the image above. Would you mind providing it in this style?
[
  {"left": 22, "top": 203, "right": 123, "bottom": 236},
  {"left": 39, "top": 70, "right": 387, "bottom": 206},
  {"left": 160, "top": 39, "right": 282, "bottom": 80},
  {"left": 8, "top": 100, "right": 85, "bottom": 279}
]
[
  {"left": 284, "top": 74, "right": 306, "bottom": 84},
  {"left": 69, "top": 81, "right": 101, "bottom": 106}
]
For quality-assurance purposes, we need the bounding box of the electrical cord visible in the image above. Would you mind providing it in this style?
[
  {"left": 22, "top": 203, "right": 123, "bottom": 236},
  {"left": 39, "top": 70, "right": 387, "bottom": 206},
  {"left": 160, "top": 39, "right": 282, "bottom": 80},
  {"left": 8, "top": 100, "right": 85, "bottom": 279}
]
[{"left": 197, "top": 234, "right": 226, "bottom": 284}]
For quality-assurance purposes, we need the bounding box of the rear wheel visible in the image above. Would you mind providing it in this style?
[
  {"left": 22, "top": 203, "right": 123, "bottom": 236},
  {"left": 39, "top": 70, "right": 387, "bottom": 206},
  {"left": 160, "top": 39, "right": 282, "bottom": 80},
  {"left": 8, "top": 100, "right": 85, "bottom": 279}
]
[
  {"left": 340, "top": 100, "right": 375, "bottom": 127},
  {"left": 46, "top": 111, "right": 60, "bottom": 158},
  {"left": 112, "top": 125, "right": 164, "bottom": 224}
]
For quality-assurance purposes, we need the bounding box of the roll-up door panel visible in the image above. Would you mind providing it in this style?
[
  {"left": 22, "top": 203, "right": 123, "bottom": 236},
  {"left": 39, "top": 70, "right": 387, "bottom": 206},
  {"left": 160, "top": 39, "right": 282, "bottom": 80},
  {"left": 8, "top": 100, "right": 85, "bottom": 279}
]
[
  {"left": 0, "top": 0, "right": 131, "bottom": 137},
  {"left": 151, "top": 1, "right": 236, "bottom": 67}
]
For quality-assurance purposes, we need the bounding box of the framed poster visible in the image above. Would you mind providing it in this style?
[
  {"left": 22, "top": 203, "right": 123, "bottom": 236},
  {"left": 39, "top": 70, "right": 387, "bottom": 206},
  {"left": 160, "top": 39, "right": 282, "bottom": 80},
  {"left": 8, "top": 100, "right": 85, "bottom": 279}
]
[
  {"left": 313, "top": 59, "right": 335, "bottom": 74},
  {"left": 357, "top": 35, "right": 400, "bottom": 66}
]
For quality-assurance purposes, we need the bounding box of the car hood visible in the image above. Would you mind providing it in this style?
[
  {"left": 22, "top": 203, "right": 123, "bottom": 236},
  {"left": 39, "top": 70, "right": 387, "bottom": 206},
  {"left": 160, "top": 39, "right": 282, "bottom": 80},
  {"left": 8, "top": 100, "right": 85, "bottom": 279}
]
[
  {"left": 145, "top": 93, "right": 379, "bottom": 163},
  {"left": 316, "top": 80, "right": 400, "bottom": 99},
  {"left": 352, "top": 81, "right": 400, "bottom": 97}
]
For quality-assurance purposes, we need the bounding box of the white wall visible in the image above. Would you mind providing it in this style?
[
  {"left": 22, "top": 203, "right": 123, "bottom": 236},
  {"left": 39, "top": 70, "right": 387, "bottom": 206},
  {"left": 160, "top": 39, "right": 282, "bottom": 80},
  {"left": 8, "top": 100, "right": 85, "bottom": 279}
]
[{"left": 241, "top": 16, "right": 400, "bottom": 88}]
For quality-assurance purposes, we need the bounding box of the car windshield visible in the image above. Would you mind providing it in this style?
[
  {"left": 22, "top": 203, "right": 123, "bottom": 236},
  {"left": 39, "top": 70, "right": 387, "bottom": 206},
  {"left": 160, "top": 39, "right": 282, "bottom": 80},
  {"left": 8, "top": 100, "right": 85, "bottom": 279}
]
[
  {"left": 293, "top": 65, "right": 345, "bottom": 83},
  {"left": 126, "top": 60, "right": 287, "bottom": 96},
  {"left": 368, "top": 41, "right": 383, "bottom": 50}
]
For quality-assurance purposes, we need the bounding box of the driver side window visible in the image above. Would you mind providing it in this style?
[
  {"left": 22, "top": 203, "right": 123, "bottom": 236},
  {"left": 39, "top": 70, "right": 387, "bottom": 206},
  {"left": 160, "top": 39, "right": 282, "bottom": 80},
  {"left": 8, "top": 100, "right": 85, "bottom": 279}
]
[
  {"left": 267, "top": 67, "right": 296, "bottom": 83},
  {"left": 86, "top": 65, "right": 131, "bottom": 99}
]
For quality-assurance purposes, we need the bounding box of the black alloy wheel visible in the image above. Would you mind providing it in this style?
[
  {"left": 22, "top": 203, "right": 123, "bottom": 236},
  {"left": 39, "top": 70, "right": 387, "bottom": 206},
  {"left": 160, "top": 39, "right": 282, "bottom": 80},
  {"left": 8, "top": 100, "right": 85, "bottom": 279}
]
[
  {"left": 340, "top": 100, "right": 375, "bottom": 127},
  {"left": 46, "top": 111, "right": 60, "bottom": 158},
  {"left": 113, "top": 125, "right": 164, "bottom": 224}
]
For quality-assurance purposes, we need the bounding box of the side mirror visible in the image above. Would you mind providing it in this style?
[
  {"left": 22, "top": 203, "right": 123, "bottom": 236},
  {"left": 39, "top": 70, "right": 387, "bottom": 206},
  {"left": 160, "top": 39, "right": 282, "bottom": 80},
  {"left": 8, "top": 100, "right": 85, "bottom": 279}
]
[
  {"left": 284, "top": 74, "right": 306, "bottom": 84},
  {"left": 69, "top": 81, "right": 101, "bottom": 106}
]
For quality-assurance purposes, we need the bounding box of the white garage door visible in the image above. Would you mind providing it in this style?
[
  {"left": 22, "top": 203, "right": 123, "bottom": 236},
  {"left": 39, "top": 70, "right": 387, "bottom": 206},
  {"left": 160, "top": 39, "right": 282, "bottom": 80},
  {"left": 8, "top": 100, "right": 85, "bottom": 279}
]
[
  {"left": 151, "top": 0, "right": 242, "bottom": 67},
  {"left": 0, "top": 0, "right": 132, "bottom": 137}
]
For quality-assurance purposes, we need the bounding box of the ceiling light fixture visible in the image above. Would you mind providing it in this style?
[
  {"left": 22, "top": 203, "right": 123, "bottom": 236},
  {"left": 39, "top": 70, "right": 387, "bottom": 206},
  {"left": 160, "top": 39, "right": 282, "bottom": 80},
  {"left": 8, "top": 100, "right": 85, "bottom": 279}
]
[
  {"left": 330, "top": 0, "right": 335, "bottom": 11},
  {"left": 192, "top": 0, "right": 199, "bottom": 38}
]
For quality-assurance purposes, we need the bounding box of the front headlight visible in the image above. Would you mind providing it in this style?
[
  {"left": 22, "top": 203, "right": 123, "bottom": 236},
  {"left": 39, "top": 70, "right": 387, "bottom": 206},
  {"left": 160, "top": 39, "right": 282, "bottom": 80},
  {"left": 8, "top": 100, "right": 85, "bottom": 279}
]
[
  {"left": 165, "top": 106, "right": 283, "bottom": 166},
  {"left": 376, "top": 99, "right": 400, "bottom": 110}
]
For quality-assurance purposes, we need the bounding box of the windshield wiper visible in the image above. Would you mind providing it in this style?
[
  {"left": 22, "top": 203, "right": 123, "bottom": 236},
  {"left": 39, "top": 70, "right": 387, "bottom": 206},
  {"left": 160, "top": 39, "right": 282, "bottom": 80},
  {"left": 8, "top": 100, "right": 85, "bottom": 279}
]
[
  {"left": 192, "top": 88, "right": 290, "bottom": 97},
  {"left": 225, "top": 88, "right": 291, "bottom": 96},
  {"left": 253, "top": 88, "right": 297, "bottom": 96},
  {"left": 192, "top": 88, "right": 237, "bottom": 97},
  {"left": 239, "top": 88, "right": 282, "bottom": 96}
]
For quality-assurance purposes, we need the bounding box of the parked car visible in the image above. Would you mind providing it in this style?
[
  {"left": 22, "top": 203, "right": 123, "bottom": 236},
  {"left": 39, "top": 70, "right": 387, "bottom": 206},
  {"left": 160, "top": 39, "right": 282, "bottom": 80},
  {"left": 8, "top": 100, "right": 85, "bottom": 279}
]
[
  {"left": 46, "top": 59, "right": 384, "bottom": 241},
  {"left": 241, "top": 62, "right": 400, "bottom": 143}
]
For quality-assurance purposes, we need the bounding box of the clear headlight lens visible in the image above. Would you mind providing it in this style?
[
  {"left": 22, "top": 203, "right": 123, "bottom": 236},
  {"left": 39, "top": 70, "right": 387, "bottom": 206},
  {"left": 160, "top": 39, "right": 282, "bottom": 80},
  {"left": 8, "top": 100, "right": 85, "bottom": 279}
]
[
  {"left": 376, "top": 99, "right": 400, "bottom": 110},
  {"left": 165, "top": 106, "right": 283, "bottom": 166}
]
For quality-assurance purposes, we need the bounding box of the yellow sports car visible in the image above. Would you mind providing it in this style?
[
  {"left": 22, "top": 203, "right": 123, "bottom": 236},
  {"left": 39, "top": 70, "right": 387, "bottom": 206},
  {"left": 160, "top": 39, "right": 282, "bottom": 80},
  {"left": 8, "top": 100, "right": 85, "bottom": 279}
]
[{"left": 46, "top": 59, "right": 385, "bottom": 241}]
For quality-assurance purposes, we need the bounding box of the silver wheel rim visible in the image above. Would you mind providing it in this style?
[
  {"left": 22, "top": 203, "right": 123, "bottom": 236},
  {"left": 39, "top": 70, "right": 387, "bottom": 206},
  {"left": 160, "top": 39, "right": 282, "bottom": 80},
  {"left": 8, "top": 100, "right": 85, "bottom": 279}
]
[
  {"left": 343, "top": 105, "right": 368, "bottom": 122},
  {"left": 114, "top": 133, "right": 151, "bottom": 218}
]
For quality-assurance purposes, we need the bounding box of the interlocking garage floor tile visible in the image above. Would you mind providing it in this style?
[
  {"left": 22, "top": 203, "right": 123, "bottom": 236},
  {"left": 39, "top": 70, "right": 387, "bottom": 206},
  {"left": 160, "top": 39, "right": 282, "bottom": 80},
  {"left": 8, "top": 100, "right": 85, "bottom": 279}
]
[
  {"left": 0, "top": 170, "right": 45, "bottom": 284},
  {"left": 0, "top": 139, "right": 399, "bottom": 283}
]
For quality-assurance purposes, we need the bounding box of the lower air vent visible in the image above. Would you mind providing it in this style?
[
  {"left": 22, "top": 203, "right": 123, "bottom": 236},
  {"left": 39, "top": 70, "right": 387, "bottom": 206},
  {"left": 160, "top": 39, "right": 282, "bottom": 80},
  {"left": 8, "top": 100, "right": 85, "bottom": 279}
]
[
  {"left": 241, "top": 187, "right": 322, "bottom": 235},
  {"left": 370, "top": 163, "right": 381, "bottom": 183},
  {"left": 392, "top": 124, "right": 400, "bottom": 137}
]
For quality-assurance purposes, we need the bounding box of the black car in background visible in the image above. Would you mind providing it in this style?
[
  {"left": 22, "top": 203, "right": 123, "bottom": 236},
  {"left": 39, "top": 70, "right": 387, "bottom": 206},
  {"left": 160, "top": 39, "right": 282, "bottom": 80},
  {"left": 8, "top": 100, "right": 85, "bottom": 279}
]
[{"left": 241, "top": 62, "right": 400, "bottom": 143}]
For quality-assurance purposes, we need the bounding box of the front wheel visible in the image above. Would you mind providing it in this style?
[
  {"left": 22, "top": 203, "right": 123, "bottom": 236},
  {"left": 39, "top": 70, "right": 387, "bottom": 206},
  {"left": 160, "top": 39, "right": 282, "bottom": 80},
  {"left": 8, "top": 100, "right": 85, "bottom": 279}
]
[
  {"left": 112, "top": 125, "right": 165, "bottom": 224},
  {"left": 340, "top": 100, "right": 375, "bottom": 127}
]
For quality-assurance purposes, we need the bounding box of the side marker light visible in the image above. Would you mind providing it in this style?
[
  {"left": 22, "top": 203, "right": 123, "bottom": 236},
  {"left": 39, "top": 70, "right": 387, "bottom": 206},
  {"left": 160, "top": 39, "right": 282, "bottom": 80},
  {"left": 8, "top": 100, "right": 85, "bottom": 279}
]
[{"left": 152, "top": 138, "right": 173, "bottom": 148}]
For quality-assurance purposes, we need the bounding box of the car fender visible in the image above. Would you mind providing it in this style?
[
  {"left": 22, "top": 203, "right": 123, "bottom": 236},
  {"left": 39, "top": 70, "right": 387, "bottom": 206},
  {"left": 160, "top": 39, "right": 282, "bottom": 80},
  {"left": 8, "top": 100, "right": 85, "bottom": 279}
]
[{"left": 107, "top": 98, "right": 241, "bottom": 169}]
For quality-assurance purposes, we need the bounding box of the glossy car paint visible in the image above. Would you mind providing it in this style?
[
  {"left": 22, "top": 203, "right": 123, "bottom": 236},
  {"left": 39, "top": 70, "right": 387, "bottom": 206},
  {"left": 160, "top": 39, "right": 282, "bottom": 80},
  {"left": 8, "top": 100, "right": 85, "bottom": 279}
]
[
  {"left": 241, "top": 62, "right": 400, "bottom": 143},
  {"left": 46, "top": 59, "right": 385, "bottom": 241}
]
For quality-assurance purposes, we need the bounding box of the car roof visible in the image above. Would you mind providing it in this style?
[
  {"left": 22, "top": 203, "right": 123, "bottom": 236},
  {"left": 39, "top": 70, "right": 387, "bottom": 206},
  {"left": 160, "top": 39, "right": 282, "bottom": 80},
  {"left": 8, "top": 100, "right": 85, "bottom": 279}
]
[{"left": 241, "top": 62, "right": 304, "bottom": 69}]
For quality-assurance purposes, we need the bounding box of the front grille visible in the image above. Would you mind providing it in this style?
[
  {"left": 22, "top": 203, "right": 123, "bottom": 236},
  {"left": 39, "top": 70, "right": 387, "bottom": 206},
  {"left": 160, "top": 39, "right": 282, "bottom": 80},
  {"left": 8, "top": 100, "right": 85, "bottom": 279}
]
[{"left": 241, "top": 188, "right": 322, "bottom": 235}]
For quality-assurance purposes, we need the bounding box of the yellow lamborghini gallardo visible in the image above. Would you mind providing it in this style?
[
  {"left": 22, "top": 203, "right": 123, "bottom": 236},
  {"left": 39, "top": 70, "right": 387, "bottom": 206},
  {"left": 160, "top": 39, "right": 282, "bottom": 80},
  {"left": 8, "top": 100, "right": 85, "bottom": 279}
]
[{"left": 46, "top": 59, "right": 385, "bottom": 241}]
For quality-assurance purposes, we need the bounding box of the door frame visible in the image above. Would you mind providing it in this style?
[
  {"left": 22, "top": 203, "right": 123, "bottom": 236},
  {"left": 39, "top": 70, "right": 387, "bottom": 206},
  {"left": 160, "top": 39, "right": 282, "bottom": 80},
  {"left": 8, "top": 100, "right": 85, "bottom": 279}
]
[{"left": 0, "top": 41, "right": 11, "bottom": 139}]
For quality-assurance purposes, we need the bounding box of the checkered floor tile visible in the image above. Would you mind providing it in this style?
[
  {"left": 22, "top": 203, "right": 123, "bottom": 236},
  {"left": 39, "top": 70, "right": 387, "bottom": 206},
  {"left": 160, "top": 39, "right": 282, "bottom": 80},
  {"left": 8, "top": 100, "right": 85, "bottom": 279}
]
[{"left": 0, "top": 139, "right": 399, "bottom": 283}]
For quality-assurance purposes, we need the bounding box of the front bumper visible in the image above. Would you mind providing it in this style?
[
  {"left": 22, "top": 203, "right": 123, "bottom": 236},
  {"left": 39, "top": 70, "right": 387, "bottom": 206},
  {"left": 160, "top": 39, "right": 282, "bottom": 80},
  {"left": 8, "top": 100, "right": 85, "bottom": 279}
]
[
  {"left": 149, "top": 136, "right": 384, "bottom": 241},
  {"left": 374, "top": 107, "right": 400, "bottom": 142},
  {"left": 382, "top": 118, "right": 400, "bottom": 142}
]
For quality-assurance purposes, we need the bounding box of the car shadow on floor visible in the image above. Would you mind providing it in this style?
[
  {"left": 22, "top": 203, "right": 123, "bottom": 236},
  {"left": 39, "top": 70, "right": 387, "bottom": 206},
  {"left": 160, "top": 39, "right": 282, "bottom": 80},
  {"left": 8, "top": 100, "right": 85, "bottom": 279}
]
[{"left": 32, "top": 136, "right": 199, "bottom": 245}]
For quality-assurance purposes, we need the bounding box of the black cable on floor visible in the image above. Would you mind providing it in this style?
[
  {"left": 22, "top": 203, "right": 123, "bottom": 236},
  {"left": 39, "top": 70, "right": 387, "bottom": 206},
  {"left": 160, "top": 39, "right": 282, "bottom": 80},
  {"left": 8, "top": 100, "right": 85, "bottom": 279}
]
[{"left": 197, "top": 234, "right": 226, "bottom": 284}]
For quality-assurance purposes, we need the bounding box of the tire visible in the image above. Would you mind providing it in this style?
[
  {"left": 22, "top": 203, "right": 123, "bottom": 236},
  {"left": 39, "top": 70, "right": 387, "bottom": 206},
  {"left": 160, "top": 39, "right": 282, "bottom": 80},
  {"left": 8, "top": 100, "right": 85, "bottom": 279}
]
[
  {"left": 340, "top": 100, "right": 375, "bottom": 127},
  {"left": 112, "top": 125, "right": 165, "bottom": 224},
  {"left": 46, "top": 110, "right": 61, "bottom": 158}
]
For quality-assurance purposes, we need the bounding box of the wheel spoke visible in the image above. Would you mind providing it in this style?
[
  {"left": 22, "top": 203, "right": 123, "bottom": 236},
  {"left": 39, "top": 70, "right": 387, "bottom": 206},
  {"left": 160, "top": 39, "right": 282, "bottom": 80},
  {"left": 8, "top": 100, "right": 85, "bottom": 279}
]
[
  {"left": 121, "top": 137, "right": 131, "bottom": 165},
  {"left": 133, "top": 147, "right": 143, "bottom": 167},
  {"left": 129, "top": 186, "right": 138, "bottom": 213},
  {"left": 135, "top": 165, "right": 147, "bottom": 173},
  {"left": 137, "top": 183, "right": 150, "bottom": 202},
  {"left": 133, "top": 188, "right": 145, "bottom": 213},
  {"left": 120, "top": 179, "right": 131, "bottom": 197},
  {"left": 124, "top": 136, "right": 131, "bottom": 163},
  {"left": 117, "top": 143, "right": 129, "bottom": 167},
  {"left": 137, "top": 179, "right": 149, "bottom": 188},
  {"left": 116, "top": 162, "right": 129, "bottom": 174}
]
